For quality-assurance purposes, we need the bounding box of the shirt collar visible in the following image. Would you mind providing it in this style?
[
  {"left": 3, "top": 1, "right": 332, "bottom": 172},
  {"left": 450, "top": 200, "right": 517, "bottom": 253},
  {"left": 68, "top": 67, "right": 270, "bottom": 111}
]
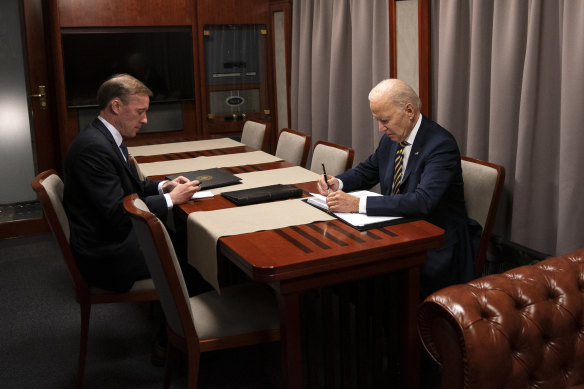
[
  {"left": 98, "top": 116, "right": 123, "bottom": 147},
  {"left": 405, "top": 114, "right": 422, "bottom": 146}
]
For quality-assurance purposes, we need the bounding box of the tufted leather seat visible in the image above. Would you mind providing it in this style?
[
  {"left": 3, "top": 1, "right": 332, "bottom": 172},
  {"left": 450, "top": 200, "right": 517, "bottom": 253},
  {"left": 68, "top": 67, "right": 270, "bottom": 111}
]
[{"left": 418, "top": 248, "right": 584, "bottom": 389}]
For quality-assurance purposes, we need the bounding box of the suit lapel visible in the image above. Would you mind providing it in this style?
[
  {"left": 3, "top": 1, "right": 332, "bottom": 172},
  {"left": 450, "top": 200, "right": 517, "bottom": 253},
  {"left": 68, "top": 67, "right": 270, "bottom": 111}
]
[
  {"left": 122, "top": 153, "right": 141, "bottom": 184},
  {"left": 92, "top": 118, "right": 141, "bottom": 184},
  {"left": 401, "top": 116, "right": 428, "bottom": 189},
  {"left": 401, "top": 145, "right": 419, "bottom": 188}
]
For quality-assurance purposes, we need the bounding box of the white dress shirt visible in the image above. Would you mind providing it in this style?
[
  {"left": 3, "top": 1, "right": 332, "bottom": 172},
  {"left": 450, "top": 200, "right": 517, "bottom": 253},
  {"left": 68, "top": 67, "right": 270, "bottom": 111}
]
[{"left": 98, "top": 116, "right": 172, "bottom": 208}]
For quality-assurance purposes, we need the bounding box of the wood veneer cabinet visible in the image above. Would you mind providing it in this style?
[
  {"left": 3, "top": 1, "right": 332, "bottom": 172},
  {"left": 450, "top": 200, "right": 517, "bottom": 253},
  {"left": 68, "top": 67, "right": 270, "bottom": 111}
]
[{"left": 46, "top": 0, "right": 287, "bottom": 157}]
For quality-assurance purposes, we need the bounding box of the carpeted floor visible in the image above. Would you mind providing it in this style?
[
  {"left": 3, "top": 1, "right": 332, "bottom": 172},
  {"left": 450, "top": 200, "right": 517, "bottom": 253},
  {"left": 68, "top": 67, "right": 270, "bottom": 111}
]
[{"left": 0, "top": 233, "right": 280, "bottom": 389}]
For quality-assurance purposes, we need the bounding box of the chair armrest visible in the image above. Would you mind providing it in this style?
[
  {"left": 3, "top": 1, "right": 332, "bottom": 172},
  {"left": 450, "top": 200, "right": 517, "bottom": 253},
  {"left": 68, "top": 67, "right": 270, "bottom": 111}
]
[
  {"left": 419, "top": 295, "right": 467, "bottom": 389},
  {"left": 418, "top": 249, "right": 584, "bottom": 389}
]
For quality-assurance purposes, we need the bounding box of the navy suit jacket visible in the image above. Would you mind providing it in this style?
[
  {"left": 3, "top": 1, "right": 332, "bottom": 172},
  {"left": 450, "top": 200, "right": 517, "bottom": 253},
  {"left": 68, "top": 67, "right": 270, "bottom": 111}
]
[
  {"left": 337, "top": 115, "right": 479, "bottom": 295},
  {"left": 63, "top": 118, "right": 168, "bottom": 292}
]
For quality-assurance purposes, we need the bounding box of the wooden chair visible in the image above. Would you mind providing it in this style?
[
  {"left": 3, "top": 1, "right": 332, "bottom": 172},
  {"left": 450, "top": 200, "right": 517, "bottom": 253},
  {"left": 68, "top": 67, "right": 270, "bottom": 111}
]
[
  {"left": 241, "top": 120, "right": 270, "bottom": 151},
  {"left": 309, "top": 140, "right": 355, "bottom": 176},
  {"left": 31, "top": 170, "right": 157, "bottom": 389},
  {"left": 130, "top": 155, "right": 146, "bottom": 180},
  {"left": 461, "top": 156, "right": 505, "bottom": 278},
  {"left": 124, "top": 193, "right": 280, "bottom": 389},
  {"left": 275, "top": 128, "right": 311, "bottom": 167}
]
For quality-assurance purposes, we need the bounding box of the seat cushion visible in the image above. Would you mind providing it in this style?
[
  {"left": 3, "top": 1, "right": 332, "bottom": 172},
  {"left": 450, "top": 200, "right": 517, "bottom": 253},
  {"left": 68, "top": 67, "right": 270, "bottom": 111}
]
[
  {"left": 89, "top": 278, "right": 155, "bottom": 294},
  {"left": 190, "top": 282, "right": 279, "bottom": 340}
]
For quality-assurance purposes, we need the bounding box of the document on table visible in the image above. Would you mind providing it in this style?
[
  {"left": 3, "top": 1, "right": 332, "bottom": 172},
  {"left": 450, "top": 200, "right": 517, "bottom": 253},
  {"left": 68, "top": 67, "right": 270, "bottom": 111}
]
[
  {"left": 192, "top": 191, "right": 214, "bottom": 199},
  {"left": 307, "top": 190, "right": 406, "bottom": 230}
]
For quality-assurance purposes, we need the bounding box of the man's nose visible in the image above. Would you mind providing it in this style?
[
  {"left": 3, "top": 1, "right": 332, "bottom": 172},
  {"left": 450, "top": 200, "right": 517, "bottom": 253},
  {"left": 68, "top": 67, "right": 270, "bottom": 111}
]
[
  {"left": 377, "top": 121, "right": 385, "bottom": 132},
  {"left": 141, "top": 115, "right": 148, "bottom": 125}
]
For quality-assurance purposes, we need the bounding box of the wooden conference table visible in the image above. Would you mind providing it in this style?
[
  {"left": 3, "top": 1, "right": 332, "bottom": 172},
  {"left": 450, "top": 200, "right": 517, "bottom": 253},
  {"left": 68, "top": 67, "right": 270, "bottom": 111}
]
[{"left": 131, "top": 139, "right": 444, "bottom": 389}]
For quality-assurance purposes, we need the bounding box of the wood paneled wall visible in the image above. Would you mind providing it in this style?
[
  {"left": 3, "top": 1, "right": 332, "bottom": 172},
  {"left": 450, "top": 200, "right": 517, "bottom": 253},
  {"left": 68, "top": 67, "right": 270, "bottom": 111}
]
[
  {"left": 48, "top": 0, "right": 283, "bottom": 160},
  {"left": 196, "top": 0, "right": 268, "bottom": 24},
  {"left": 57, "top": 0, "right": 194, "bottom": 26}
]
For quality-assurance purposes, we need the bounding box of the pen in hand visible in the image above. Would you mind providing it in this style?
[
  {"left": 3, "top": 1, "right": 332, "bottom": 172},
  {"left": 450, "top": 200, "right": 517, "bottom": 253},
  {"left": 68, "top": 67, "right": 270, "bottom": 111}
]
[{"left": 322, "top": 163, "right": 330, "bottom": 190}]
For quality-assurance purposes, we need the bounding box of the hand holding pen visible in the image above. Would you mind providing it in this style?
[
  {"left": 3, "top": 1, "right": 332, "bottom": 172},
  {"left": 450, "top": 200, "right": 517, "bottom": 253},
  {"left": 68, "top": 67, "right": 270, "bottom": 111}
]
[
  {"left": 318, "top": 163, "right": 339, "bottom": 195},
  {"left": 322, "top": 163, "right": 330, "bottom": 190}
]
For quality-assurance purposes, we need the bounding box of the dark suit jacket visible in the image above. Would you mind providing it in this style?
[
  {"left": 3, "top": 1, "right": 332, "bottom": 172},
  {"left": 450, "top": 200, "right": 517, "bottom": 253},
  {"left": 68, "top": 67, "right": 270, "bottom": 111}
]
[
  {"left": 337, "top": 115, "right": 479, "bottom": 296},
  {"left": 63, "top": 118, "right": 168, "bottom": 292}
]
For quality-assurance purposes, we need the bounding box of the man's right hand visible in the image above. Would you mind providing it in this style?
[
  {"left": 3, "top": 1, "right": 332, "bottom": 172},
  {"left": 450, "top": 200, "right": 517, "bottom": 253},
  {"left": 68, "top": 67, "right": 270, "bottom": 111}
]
[
  {"left": 317, "top": 174, "right": 340, "bottom": 195},
  {"left": 168, "top": 180, "right": 201, "bottom": 205}
]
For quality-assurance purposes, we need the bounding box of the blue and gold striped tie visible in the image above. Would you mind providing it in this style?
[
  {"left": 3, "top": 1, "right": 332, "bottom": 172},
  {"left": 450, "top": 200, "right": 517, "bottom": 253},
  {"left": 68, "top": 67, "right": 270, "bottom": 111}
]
[{"left": 392, "top": 141, "right": 409, "bottom": 194}]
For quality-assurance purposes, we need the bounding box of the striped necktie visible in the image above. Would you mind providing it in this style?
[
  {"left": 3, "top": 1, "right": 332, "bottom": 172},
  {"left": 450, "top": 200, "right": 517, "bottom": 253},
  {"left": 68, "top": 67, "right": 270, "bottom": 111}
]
[{"left": 391, "top": 141, "right": 409, "bottom": 194}]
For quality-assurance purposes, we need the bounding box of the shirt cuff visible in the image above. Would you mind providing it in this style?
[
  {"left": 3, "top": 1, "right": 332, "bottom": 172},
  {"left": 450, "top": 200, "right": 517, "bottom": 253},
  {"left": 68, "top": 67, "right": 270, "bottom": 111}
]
[
  {"left": 337, "top": 179, "right": 344, "bottom": 191},
  {"left": 163, "top": 193, "right": 173, "bottom": 209},
  {"left": 158, "top": 181, "right": 173, "bottom": 209},
  {"left": 359, "top": 197, "right": 367, "bottom": 214},
  {"left": 158, "top": 180, "right": 168, "bottom": 194}
]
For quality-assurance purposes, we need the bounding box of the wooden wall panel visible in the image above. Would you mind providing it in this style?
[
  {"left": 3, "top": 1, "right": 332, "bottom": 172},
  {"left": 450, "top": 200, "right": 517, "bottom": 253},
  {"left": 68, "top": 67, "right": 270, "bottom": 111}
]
[
  {"left": 196, "top": 0, "right": 268, "bottom": 25},
  {"left": 57, "top": 0, "right": 193, "bottom": 26},
  {"left": 49, "top": 0, "right": 284, "bottom": 156},
  {"left": 418, "top": 0, "right": 431, "bottom": 118},
  {"left": 23, "top": 0, "right": 61, "bottom": 173}
]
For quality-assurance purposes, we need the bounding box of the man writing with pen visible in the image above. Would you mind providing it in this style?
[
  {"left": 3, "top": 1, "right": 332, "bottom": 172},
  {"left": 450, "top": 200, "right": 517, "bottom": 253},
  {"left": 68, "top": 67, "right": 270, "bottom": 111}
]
[{"left": 316, "top": 78, "right": 480, "bottom": 296}]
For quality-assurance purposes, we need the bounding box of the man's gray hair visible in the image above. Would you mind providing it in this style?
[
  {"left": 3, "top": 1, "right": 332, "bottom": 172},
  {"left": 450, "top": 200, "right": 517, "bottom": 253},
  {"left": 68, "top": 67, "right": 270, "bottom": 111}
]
[{"left": 368, "top": 79, "right": 421, "bottom": 112}]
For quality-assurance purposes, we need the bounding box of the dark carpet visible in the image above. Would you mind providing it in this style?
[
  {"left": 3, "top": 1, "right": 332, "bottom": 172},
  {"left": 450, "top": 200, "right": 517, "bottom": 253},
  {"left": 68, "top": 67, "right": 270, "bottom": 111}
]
[{"left": 0, "top": 233, "right": 280, "bottom": 389}]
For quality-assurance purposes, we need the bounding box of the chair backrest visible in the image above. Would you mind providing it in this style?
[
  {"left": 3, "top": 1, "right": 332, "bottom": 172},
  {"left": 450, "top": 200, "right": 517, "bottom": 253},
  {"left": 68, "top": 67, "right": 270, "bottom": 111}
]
[
  {"left": 31, "top": 170, "right": 88, "bottom": 290},
  {"left": 130, "top": 155, "right": 146, "bottom": 181},
  {"left": 309, "top": 140, "right": 355, "bottom": 176},
  {"left": 418, "top": 248, "right": 584, "bottom": 389},
  {"left": 124, "top": 194, "right": 196, "bottom": 341},
  {"left": 241, "top": 120, "right": 269, "bottom": 151},
  {"left": 460, "top": 156, "right": 505, "bottom": 278},
  {"left": 275, "top": 128, "right": 311, "bottom": 167}
]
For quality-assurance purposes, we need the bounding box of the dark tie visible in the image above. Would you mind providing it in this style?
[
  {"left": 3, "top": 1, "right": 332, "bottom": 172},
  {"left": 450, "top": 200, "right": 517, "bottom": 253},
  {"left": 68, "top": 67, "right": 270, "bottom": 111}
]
[
  {"left": 392, "top": 141, "right": 409, "bottom": 194},
  {"left": 120, "top": 142, "right": 130, "bottom": 166}
]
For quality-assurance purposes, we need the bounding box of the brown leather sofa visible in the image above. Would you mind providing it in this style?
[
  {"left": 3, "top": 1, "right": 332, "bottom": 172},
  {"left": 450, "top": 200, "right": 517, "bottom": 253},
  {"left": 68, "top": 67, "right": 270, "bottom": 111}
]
[{"left": 418, "top": 248, "right": 584, "bottom": 389}]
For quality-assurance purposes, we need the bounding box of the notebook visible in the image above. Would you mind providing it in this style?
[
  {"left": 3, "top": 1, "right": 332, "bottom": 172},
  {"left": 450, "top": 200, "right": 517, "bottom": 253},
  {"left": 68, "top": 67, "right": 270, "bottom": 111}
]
[
  {"left": 166, "top": 168, "right": 242, "bottom": 190},
  {"left": 305, "top": 191, "right": 417, "bottom": 231}
]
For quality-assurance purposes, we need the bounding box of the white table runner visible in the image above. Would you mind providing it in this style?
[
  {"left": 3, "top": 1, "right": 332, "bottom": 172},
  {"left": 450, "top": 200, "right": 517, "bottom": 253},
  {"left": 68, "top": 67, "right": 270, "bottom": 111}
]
[
  {"left": 187, "top": 198, "right": 335, "bottom": 292},
  {"left": 127, "top": 138, "right": 243, "bottom": 157},
  {"left": 138, "top": 151, "right": 282, "bottom": 177}
]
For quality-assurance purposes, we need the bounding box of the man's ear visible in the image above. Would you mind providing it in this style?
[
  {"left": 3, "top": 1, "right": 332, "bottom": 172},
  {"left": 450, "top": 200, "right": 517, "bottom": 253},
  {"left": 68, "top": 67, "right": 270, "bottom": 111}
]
[
  {"left": 111, "top": 98, "right": 122, "bottom": 114},
  {"left": 405, "top": 102, "right": 415, "bottom": 119}
]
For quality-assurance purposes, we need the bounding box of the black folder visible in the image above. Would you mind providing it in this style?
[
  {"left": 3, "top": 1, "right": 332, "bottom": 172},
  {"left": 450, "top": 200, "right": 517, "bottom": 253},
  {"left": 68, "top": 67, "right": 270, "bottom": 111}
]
[
  {"left": 166, "top": 168, "right": 242, "bottom": 190},
  {"left": 221, "top": 184, "right": 304, "bottom": 206}
]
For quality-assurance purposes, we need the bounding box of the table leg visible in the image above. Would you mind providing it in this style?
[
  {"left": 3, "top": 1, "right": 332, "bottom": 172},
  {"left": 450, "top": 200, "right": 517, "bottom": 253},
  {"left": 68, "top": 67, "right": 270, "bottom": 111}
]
[
  {"left": 278, "top": 291, "right": 303, "bottom": 389},
  {"left": 403, "top": 266, "right": 421, "bottom": 389}
]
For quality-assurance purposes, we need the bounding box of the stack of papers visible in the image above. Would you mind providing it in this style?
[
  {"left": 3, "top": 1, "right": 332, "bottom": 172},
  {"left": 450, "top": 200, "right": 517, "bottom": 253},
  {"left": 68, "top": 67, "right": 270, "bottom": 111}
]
[{"left": 307, "top": 191, "right": 404, "bottom": 230}]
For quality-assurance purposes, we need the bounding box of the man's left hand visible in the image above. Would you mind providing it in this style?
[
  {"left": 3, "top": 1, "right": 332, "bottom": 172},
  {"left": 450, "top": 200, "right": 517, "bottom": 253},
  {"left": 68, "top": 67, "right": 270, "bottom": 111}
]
[{"left": 326, "top": 191, "right": 359, "bottom": 213}]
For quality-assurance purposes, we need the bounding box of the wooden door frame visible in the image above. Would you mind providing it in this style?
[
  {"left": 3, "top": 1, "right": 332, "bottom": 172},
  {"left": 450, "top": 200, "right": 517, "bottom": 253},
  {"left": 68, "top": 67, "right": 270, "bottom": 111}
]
[
  {"left": 23, "top": 0, "right": 60, "bottom": 174},
  {"left": 418, "top": 0, "right": 431, "bottom": 118},
  {"left": 0, "top": 0, "right": 56, "bottom": 239}
]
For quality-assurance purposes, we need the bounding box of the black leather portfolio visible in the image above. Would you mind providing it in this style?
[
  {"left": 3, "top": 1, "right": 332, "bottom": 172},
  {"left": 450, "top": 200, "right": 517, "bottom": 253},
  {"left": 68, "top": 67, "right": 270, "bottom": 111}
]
[
  {"left": 166, "top": 168, "right": 242, "bottom": 190},
  {"left": 221, "top": 184, "right": 304, "bottom": 206}
]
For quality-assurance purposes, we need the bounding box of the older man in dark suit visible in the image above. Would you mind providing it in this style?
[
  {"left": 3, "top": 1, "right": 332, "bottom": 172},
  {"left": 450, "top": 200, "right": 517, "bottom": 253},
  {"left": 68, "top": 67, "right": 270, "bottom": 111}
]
[
  {"left": 63, "top": 74, "right": 201, "bottom": 293},
  {"left": 318, "top": 79, "right": 479, "bottom": 296}
]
